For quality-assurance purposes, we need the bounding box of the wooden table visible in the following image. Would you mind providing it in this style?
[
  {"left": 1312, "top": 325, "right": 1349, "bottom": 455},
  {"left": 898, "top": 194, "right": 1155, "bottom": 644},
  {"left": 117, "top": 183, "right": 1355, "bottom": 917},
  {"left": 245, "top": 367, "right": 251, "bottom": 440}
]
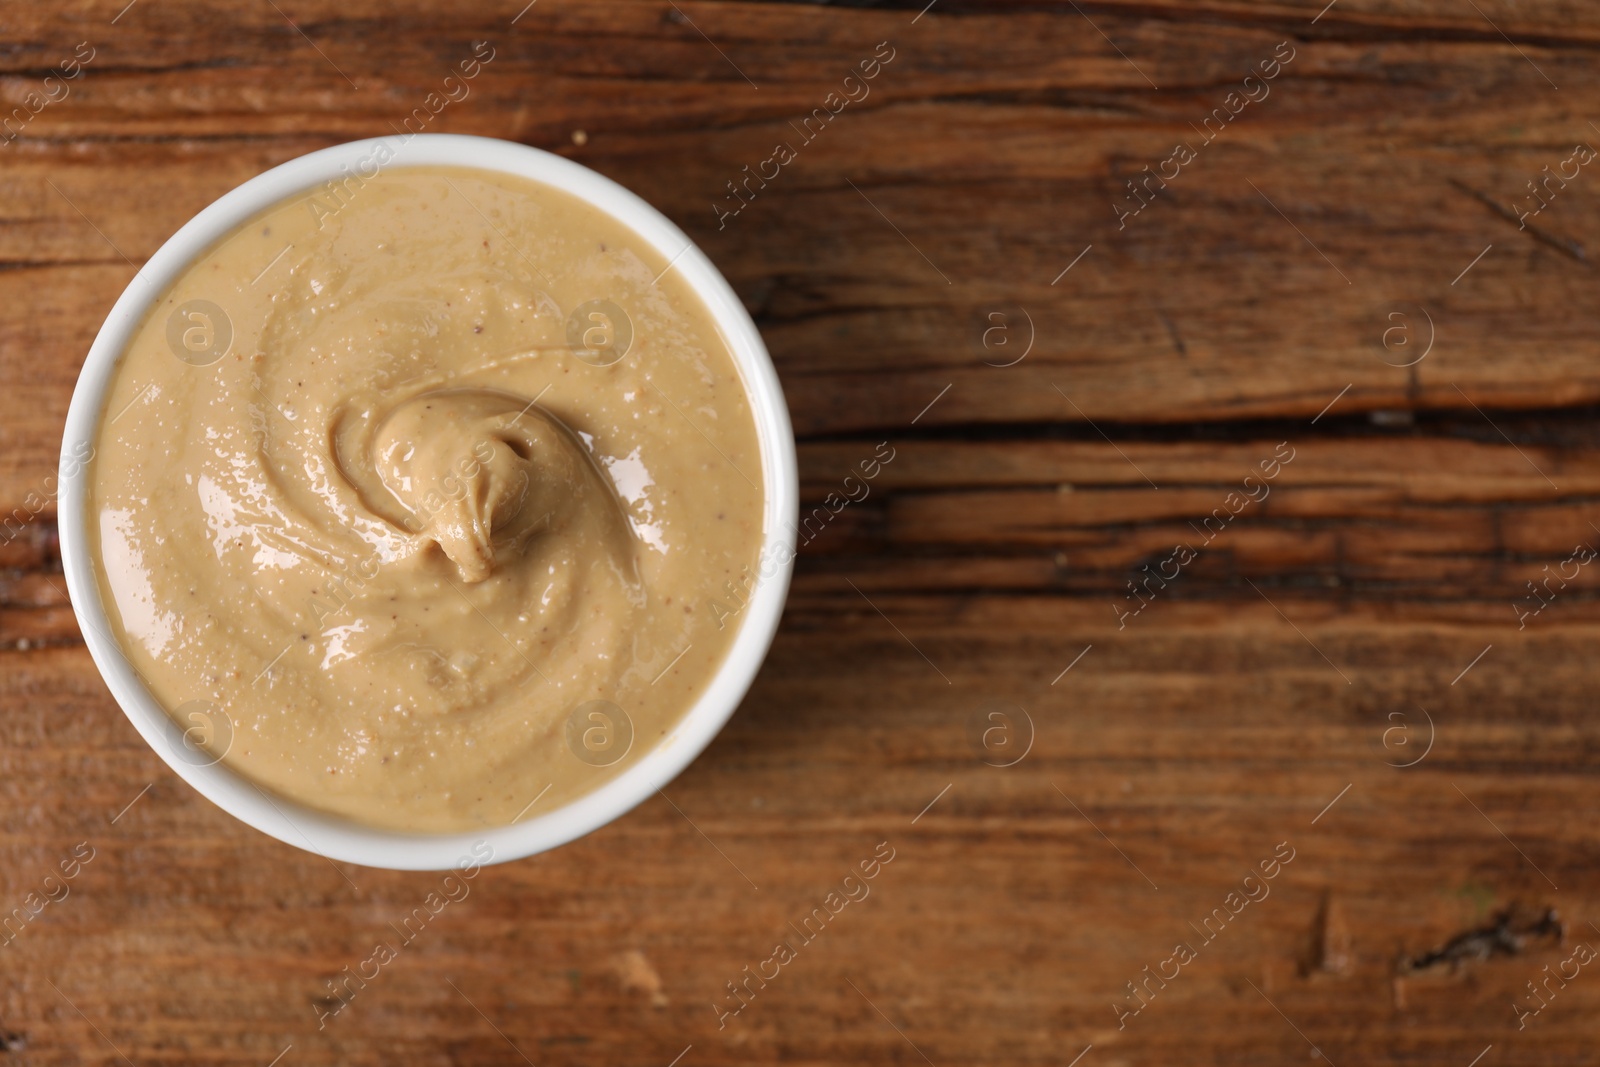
[{"left": 4, "top": 1, "right": 1598, "bottom": 1063}]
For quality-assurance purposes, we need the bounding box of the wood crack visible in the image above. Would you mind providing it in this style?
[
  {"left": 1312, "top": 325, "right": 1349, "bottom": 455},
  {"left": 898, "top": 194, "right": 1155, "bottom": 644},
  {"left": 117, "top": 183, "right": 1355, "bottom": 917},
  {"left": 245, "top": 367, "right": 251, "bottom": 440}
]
[
  {"left": 1399, "top": 906, "right": 1562, "bottom": 974},
  {"left": 744, "top": 0, "right": 1600, "bottom": 50}
]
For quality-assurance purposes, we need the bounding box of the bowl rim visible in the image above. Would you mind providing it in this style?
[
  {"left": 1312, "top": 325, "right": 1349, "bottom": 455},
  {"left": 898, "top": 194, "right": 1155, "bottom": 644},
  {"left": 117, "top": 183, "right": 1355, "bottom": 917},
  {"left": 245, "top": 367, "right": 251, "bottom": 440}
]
[{"left": 57, "top": 133, "right": 798, "bottom": 871}]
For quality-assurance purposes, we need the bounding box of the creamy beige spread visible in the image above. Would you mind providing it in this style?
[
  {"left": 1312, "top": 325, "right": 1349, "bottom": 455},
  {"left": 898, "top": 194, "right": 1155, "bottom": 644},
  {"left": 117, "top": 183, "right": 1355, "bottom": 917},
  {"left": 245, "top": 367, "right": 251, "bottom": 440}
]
[{"left": 88, "top": 165, "right": 764, "bottom": 832}]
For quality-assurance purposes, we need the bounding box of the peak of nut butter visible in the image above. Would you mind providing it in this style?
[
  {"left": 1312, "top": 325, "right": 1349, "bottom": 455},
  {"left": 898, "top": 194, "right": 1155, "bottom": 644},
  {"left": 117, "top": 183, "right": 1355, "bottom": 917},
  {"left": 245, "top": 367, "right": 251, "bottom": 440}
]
[{"left": 372, "top": 391, "right": 578, "bottom": 582}]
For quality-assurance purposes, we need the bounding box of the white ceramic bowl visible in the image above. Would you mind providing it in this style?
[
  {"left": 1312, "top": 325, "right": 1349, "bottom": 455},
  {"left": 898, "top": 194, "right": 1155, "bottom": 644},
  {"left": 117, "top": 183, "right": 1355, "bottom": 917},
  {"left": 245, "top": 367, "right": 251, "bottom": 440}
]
[{"left": 57, "top": 134, "right": 797, "bottom": 871}]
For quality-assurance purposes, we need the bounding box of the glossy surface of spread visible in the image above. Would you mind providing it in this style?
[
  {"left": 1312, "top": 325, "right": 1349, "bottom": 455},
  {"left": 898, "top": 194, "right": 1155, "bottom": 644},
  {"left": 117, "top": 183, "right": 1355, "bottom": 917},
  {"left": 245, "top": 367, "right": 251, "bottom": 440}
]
[{"left": 89, "top": 165, "right": 764, "bottom": 832}]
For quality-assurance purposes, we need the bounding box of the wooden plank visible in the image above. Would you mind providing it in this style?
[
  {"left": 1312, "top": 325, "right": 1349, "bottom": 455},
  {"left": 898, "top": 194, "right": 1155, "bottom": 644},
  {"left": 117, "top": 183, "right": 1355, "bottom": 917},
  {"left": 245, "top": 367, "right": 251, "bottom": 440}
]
[
  {"left": 1, "top": 2, "right": 1600, "bottom": 487},
  {"left": 2, "top": 598, "right": 1599, "bottom": 1063},
  {"left": 14, "top": 430, "right": 1600, "bottom": 638}
]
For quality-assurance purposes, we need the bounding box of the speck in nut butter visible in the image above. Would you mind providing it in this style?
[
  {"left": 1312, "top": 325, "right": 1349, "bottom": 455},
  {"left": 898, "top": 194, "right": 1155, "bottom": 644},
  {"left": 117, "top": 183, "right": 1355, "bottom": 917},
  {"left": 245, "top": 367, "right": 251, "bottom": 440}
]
[{"left": 88, "top": 165, "right": 765, "bottom": 832}]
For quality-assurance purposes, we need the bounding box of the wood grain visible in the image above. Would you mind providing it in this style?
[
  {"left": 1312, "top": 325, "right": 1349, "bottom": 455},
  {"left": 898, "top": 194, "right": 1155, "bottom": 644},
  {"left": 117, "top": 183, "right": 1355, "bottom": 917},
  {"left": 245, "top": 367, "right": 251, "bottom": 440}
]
[{"left": 4, "top": 1, "right": 1600, "bottom": 1063}]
